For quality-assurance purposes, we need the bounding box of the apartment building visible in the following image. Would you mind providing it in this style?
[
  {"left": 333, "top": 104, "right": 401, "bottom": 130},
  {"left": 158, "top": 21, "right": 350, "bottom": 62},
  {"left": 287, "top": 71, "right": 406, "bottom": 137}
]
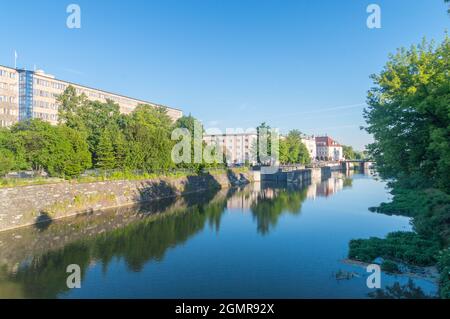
[
  {"left": 203, "top": 132, "right": 258, "bottom": 166},
  {"left": 0, "top": 66, "right": 19, "bottom": 127},
  {"left": 1, "top": 65, "right": 182, "bottom": 127},
  {"left": 300, "top": 135, "right": 317, "bottom": 161},
  {"left": 315, "top": 136, "right": 343, "bottom": 161}
]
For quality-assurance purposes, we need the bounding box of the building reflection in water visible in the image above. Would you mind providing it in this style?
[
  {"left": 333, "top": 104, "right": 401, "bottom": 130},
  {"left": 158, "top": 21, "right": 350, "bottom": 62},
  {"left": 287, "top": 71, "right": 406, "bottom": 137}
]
[{"left": 227, "top": 172, "right": 353, "bottom": 212}]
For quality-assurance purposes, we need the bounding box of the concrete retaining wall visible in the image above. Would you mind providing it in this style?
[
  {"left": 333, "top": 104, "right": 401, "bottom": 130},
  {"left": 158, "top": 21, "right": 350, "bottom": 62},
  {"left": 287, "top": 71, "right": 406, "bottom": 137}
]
[{"left": 0, "top": 170, "right": 254, "bottom": 232}]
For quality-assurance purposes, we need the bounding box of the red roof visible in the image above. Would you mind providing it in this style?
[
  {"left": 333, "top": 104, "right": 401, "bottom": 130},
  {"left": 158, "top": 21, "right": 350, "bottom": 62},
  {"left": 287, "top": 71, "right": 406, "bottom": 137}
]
[{"left": 315, "top": 136, "right": 341, "bottom": 147}]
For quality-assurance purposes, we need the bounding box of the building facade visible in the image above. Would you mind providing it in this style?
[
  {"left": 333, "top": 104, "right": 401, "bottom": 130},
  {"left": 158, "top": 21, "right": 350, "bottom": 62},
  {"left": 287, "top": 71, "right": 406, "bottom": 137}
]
[
  {"left": 0, "top": 66, "right": 19, "bottom": 127},
  {"left": 203, "top": 132, "right": 258, "bottom": 166},
  {"left": 315, "top": 136, "right": 343, "bottom": 161},
  {"left": 0, "top": 65, "right": 182, "bottom": 127},
  {"left": 300, "top": 135, "right": 317, "bottom": 161}
]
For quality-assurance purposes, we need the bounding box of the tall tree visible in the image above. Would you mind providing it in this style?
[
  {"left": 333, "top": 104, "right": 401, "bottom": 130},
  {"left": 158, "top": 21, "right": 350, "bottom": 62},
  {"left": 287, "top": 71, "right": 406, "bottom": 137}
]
[
  {"left": 96, "top": 130, "right": 116, "bottom": 170},
  {"left": 364, "top": 36, "right": 450, "bottom": 191}
]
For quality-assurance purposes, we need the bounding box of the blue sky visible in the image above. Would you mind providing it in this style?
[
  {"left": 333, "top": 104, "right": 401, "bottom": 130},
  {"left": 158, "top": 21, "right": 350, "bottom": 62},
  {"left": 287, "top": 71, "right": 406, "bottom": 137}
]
[{"left": 0, "top": 0, "right": 448, "bottom": 150}]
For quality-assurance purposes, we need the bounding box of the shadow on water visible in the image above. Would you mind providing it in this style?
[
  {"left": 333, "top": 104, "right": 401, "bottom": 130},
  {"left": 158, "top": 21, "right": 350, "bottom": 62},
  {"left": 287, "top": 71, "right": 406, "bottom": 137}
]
[
  {"left": 0, "top": 185, "right": 231, "bottom": 298},
  {"left": 34, "top": 212, "right": 53, "bottom": 231},
  {"left": 0, "top": 172, "right": 361, "bottom": 298},
  {"left": 368, "top": 279, "right": 436, "bottom": 299}
]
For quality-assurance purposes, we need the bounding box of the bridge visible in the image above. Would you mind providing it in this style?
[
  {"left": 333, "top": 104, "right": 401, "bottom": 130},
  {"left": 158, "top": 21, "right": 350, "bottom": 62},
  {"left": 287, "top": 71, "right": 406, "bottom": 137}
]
[{"left": 341, "top": 160, "right": 374, "bottom": 172}]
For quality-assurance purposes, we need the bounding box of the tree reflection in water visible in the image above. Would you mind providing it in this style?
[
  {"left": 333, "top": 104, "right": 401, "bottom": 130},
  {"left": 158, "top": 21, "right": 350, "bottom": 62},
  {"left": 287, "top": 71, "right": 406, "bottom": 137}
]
[
  {"left": 368, "top": 279, "right": 435, "bottom": 299},
  {"left": 250, "top": 184, "right": 308, "bottom": 235},
  {"left": 0, "top": 174, "right": 349, "bottom": 298}
]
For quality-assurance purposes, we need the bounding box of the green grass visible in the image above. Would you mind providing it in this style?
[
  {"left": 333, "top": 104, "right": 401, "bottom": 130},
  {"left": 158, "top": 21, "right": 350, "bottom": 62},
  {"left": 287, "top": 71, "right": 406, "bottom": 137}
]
[{"left": 0, "top": 167, "right": 250, "bottom": 188}]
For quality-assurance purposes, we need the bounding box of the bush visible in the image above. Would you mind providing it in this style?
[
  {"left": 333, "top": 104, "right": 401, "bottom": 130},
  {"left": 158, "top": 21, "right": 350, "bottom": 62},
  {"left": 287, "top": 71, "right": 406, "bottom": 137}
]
[
  {"left": 381, "top": 260, "right": 400, "bottom": 273},
  {"left": 349, "top": 232, "right": 440, "bottom": 266},
  {"left": 437, "top": 248, "right": 450, "bottom": 299}
]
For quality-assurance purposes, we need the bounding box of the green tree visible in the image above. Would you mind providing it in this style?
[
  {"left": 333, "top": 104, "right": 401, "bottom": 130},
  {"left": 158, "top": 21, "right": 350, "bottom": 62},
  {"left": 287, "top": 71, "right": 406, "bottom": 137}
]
[
  {"left": 10, "top": 120, "right": 91, "bottom": 177},
  {"left": 174, "top": 115, "right": 203, "bottom": 170},
  {"left": 122, "top": 104, "right": 174, "bottom": 172},
  {"left": 0, "top": 149, "right": 15, "bottom": 176},
  {"left": 364, "top": 36, "right": 450, "bottom": 192},
  {"left": 279, "top": 130, "right": 310, "bottom": 165},
  {"left": 342, "top": 145, "right": 356, "bottom": 160},
  {"left": 96, "top": 130, "right": 116, "bottom": 170}
]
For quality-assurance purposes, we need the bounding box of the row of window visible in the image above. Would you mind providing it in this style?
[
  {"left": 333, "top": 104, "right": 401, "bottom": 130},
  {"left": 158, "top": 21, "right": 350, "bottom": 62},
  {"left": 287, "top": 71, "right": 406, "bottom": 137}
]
[
  {"left": 0, "top": 82, "right": 17, "bottom": 91},
  {"left": 33, "top": 100, "right": 59, "bottom": 110},
  {"left": 0, "top": 69, "right": 16, "bottom": 79},
  {"left": 33, "top": 112, "right": 58, "bottom": 121},
  {"left": 33, "top": 89, "right": 59, "bottom": 98},
  {"left": 0, "top": 108, "right": 18, "bottom": 115},
  {"left": 34, "top": 78, "right": 67, "bottom": 90},
  {"left": 0, "top": 95, "right": 16, "bottom": 103},
  {"left": 32, "top": 85, "right": 139, "bottom": 109},
  {"left": 0, "top": 119, "right": 16, "bottom": 127}
]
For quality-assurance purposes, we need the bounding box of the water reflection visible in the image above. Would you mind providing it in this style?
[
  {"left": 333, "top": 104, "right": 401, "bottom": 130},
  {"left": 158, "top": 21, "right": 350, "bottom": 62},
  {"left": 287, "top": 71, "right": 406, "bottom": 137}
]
[{"left": 0, "top": 171, "right": 425, "bottom": 299}]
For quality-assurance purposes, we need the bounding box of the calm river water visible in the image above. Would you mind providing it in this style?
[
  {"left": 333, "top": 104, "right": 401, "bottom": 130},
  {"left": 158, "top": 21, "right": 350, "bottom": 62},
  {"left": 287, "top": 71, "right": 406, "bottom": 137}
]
[{"left": 0, "top": 171, "right": 438, "bottom": 298}]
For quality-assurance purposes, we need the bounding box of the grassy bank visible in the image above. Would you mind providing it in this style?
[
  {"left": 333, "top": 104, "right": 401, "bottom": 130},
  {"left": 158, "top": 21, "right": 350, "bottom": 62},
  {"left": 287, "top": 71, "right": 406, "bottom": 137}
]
[{"left": 349, "top": 188, "right": 450, "bottom": 298}]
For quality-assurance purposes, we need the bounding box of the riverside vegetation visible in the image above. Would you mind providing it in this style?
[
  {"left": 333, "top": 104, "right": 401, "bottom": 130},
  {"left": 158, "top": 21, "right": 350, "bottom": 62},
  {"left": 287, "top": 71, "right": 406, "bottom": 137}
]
[
  {"left": 349, "top": 35, "right": 450, "bottom": 298},
  {"left": 0, "top": 87, "right": 225, "bottom": 181}
]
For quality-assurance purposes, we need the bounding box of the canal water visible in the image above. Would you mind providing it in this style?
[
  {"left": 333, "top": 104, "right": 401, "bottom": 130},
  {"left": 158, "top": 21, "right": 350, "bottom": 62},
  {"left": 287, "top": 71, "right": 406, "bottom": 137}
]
[{"left": 0, "top": 172, "right": 438, "bottom": 298}]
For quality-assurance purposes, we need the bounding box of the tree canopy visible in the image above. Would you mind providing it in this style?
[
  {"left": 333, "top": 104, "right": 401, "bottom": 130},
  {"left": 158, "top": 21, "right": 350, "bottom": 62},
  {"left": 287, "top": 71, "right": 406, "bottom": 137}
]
[{"left": 364, "top": 36, "right": 450, "bottom": 192}]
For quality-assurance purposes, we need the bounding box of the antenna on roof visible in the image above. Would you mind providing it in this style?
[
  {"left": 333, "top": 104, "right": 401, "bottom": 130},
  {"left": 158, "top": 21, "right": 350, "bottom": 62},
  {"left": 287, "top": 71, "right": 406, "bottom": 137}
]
[{"left": 14, "top": 50, "right": 17, "bottom": 69}]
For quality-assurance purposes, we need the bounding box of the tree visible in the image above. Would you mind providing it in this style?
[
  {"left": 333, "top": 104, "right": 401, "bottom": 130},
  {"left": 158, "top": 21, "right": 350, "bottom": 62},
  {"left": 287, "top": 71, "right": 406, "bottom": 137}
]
[
  {"left": 173, "top": 115, "right": 204, "bottom": 170},
  {"left": 364, "top": 36, "right": 450, "bottom": 192},
  {"left": 96, "top": 130, "right": 116, "bottom": 170},
  {"left": 343, "top": 145, "right": 356, "bottom": 160},
  {"left": 122, "top": 104, "right": 174, "bottom": 172},
  {"left": 279, "top": 130, "right": 310, "bottom": 165},
  {"left": 10, "top": 120, "right": 91, "bottom": 177},
  {"left": 0, "top": 149, "right": 15, "bottom": 176}
]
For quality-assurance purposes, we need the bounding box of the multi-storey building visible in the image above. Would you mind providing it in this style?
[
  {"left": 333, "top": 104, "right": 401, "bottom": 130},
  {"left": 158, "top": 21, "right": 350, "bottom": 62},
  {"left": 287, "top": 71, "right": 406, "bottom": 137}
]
[
  {"left": 0, "top": 66, "right": 19, "bottom": 127},
  {"left": 300, "top": 134, "right": 317, "bottom": 161},
  {"left": 315, "top": 136, "right": 343, "bottom": 161},
  {"left": 203, "top": 132, "right": 258, "bottom": 166},
  {"left": 0, "top": 65, "right": 182, "bottom": 127}
]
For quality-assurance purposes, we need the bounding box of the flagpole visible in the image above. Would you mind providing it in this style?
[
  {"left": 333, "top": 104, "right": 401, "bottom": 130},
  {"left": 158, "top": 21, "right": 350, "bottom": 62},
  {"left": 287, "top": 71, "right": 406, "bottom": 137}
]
[{"left": 14, "top": 50, "right": 17, "bottom": 69}]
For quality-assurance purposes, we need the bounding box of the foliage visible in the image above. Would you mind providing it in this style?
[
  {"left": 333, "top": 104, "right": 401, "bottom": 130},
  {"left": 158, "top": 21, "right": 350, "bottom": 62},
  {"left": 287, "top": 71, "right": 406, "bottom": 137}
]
[
  {"left": 0, "top": 149, "right": 15, "bottom": 177},
  {"left": 381, "top": 260, "right": 400, "bottom": 273},
  {"left": 364, "top": 36, "right": 450, "bottom": 192},
  {"left": 6, "top": 120, "right": 91, "bottom": 177},
  {"left": 279, "top": 130, "right": 310, "bottom": 165},
  {"left": 349, "top": 231, "right": 440, "bottom": 266},
  {"left": 437, "top": 248, "right": 450, "bottom": 299},
  {"left": 95, "top": 129, "right": 116, "bottom": 170},
  {"left": 368, "top": 279, "right": 432, "bottom": 299},
  {"left": 342, "top": 145, "right": 365, "bottom": 160}
]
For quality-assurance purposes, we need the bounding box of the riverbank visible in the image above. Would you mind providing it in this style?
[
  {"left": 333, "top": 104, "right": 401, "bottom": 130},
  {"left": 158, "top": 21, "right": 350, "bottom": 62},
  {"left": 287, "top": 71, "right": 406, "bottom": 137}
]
[
  {"left": 0, "top": 168, "right": 255, "bottom": 232},
  {"left": 348, "top": 187, "right": 450, "bottom": 299}
]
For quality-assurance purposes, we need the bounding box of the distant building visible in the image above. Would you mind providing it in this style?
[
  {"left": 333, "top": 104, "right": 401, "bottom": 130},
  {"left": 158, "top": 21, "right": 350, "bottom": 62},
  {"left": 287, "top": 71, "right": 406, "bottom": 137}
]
[
  {"left": 300, "top": 135, "right": 317, "bottom": 161},
  {"left": 315, "top": 136, "right": 343, "bottom": 161},
  {"left": 0, "top": 64, "right": 182, "bottom": 127},
  {"left": 203, "top": 132, "right": 257, "bottom": 166}
]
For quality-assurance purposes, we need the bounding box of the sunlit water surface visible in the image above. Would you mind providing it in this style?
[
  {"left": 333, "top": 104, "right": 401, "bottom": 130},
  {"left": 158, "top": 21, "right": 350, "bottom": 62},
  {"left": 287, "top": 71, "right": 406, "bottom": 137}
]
[{"left": 0, "top": 172, "right": 438, "bottom": 298}]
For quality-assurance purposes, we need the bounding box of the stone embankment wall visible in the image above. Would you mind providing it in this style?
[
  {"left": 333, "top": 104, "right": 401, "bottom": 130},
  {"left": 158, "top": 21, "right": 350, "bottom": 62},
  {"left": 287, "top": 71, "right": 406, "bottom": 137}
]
[{"left": 0, "top": 170, "right": 254, "bottom": 232}]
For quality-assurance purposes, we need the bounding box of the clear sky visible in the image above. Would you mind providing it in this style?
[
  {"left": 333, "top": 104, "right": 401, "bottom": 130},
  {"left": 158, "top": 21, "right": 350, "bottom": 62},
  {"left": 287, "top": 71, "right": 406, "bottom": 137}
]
[{"left": 1, "top": 0, "right": 448, "bottom": 150}]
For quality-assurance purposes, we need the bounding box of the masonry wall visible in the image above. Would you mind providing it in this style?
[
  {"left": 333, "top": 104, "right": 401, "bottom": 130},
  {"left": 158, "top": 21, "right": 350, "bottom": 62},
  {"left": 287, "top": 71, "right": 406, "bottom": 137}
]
[{"left": 0, "top": 170, "right": 253, "bottom": 232}]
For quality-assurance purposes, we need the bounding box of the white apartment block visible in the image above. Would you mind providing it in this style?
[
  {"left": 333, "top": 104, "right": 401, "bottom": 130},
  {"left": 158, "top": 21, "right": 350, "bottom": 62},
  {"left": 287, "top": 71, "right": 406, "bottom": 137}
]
[
  {"left": 300, "top": 135, "right": 317, "bottom": 161},
  {"left": 0, "top": 65, "right": 182, "bottom": 127},
  {"left": 203, "top": 132, "right": 258, "bottom": 166}
]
